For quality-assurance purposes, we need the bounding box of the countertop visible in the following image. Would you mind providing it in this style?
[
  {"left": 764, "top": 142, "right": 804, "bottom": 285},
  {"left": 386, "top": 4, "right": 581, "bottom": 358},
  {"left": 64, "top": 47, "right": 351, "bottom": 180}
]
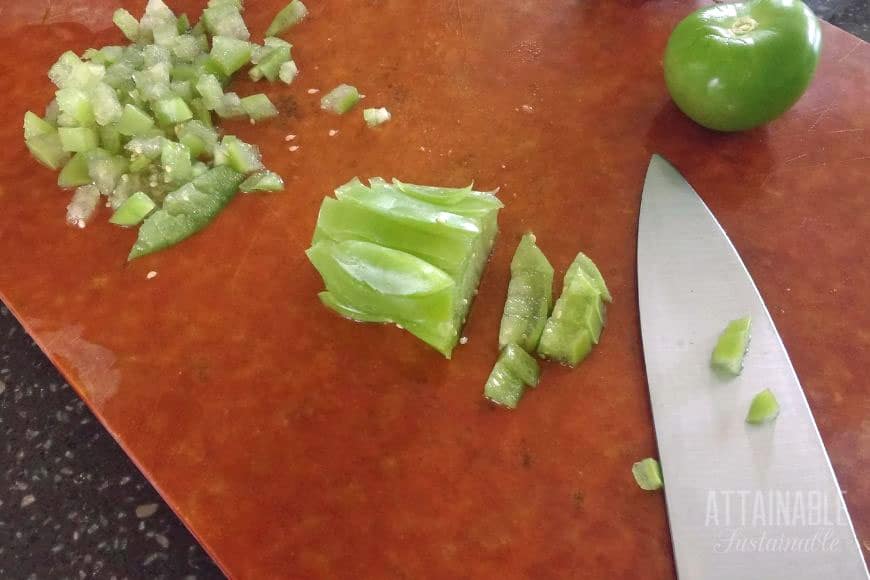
[{"left": 1, "top": 2, "right": 867, "bottom": 578}]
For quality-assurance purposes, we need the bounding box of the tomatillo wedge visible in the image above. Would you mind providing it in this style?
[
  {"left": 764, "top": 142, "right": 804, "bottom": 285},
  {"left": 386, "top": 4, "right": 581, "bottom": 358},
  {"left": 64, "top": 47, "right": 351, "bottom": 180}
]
[{"left": 664, "top": 0, "right": 821, "bottom": 132}]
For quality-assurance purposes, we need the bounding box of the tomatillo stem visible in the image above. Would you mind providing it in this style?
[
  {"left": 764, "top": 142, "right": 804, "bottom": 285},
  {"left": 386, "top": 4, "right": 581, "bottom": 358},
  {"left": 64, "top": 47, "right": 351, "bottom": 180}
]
[{"left": 731, "top": 16, "right": 758, "bottom": 35}]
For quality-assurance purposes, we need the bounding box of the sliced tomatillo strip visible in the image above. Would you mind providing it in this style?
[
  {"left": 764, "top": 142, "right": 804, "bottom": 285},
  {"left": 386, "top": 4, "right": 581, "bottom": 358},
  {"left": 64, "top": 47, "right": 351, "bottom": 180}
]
[
  {"left": 498, "top": 233, "right": 554, "bottom": 352},
  {"left": 537, "top": 251, "right": 609, "bottom": 366},
  {"left": 128, "top": 165, "right": 244, "bottom": 260}
]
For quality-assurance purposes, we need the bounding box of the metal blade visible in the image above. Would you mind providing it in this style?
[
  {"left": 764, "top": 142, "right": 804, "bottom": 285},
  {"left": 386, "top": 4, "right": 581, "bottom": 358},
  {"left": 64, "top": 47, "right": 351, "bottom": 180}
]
[{"left": 637, "top": 155, "right": 868, "bottom": 580}]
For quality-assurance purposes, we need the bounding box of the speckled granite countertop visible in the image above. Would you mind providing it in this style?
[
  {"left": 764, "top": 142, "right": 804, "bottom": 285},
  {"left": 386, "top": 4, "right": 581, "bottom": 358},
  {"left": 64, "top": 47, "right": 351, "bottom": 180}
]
[
  {"left": 1, "top": 3, "right": 867, "bottom": 578},
  {"left": 0, "top": 306, "right": 222, "bottom": 580}
]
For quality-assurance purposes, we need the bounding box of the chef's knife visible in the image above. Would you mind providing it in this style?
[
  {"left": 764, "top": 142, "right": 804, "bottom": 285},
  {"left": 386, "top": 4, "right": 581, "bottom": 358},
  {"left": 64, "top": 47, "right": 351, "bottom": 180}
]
[{"left": 637, "top": 154, "right": 869, "bottom": 580}]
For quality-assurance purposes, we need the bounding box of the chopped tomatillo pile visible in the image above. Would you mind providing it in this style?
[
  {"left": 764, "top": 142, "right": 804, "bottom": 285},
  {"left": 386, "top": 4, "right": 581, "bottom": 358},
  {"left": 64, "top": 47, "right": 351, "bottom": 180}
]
[
  {"left": 538, "top": 252, "right": 612, "bottom": 366},
  {"left": 22, "top": 0, "right": 309, "bottom": 260},
  {"left": 308, "top": 177, "right": 502, "bottom": 357},
  {"left": 711, "top": 316, "right": 752, "bottom": 375}
]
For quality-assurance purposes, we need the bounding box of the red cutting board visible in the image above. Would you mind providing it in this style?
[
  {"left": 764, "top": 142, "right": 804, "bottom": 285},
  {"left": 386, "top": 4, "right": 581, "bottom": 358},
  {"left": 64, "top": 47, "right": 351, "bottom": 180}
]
[{"left": 0, "top": 1, "right": 867, "bottom": 577}]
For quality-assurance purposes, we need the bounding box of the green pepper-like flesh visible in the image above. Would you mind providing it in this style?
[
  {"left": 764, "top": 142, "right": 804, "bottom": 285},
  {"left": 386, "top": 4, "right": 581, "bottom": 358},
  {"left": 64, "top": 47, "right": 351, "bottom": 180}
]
[
  {"left": 746, "top": 388, "right": 780, "bottom": 424},
  {"left": 128, "top": 165, "right": 244, "bottom": 260},
  {"left": 711, "top": 316, "right": 752, "bottom": 375},
  {"left": 537, "top": 252, "right": 609, "bottom": 366},
  {"left": 309, "top": 178, "right": 501, "bottom": 357},
  {"left": 498, "top": 233, "right": 554, "bottom": 352},
  {"left": 484, "top": 344, "right": 541, "bottom": 409}
]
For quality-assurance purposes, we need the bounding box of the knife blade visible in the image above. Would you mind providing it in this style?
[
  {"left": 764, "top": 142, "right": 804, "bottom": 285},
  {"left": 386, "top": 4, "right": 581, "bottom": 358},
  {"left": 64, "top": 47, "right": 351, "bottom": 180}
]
[{"left": 637, "top": 155, "right": 869, "bottom": 580}]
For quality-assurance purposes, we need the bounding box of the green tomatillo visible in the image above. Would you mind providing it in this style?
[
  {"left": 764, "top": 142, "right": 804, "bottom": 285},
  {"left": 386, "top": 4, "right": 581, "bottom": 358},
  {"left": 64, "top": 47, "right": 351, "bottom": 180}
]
[{"left": 664, "top": 0, "right": 822, "bottom": 132}]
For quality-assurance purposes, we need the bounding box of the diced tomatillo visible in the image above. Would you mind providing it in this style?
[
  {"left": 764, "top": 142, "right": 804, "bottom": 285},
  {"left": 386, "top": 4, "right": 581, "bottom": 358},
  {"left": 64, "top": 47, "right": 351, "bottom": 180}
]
[
  {"left": 746, "top": 388, "right": 779, "bottom": 424},
  {"left": 153, "top": 96, "right": 193, "bottom": 125},
  {"left": 58, "top": 152, "right": 91, "bottom": 188},
  {"left": 24, "top": 111, "right": 56, "bottom": 140},
  {"left": 202, "top": 3, "right": 250, "bottom": 40},
  {"left": 58, "top": 127, "right": 99, "bottom": 152},
  {"left": 26, "top": 130, "right": 69, "bottom": 170},
  {"left": 711, "top": 316, "right": 751, "bottom": 375},
  {"left": 363, "top": 107, "right": 391, "bottom": 127},
  {"left": 484, "top": 365, "right": 525, "bottom": 410},
  {"left": 195, "top": 74, "right": 225, "bottom": 110},
  {"left": 209, "top": 36, "right": 251, "bottom": 76},
  {"left": 240, "top": 170, "right": 284, "bottom": 192},
  {"left": 98, "top": 124, "right": 123, "bottom": 154},
  {"left": 265, "top": 0, "right": 308, "bottom": 37},
  {"left": 320, "top": 84, "right": 360, "bottom": 115},
  {"left": 632, "top": 458, "right": 663, "bottom": 491},
  {"left": 240, "top": 93, "right": 278, "bottom": 121},
  {"left": 500, "top": 344, "right": 540, "bottom": 387},
  {"left": 175, "top": 120, "right": 218, "bottom": 158},
  {"left": 161, "top": 140, "right": 193, "bottom": 183},
  {"left": 249, "top": 42, "right": 291, "bottom": 82},
  {"left": 278, "top": 60, "right": 298, "bottom": 84},
  {"left": 214, "top": 136, "right": 262, "bottom": 173},
  {"left": 484, "top": 344, "right": 540, "bottom": 409},
  {"left": 117, "top": 104, "right": 155, "bottom": 136},
  {"left": 113, "top": 8, "right": 140, "bottom": 42},
  {"left": 66, "top": 184, "right": 101, "bottom": 228},
  {"left": 109, "top": 191, "right": 156, "bottom": 227}
]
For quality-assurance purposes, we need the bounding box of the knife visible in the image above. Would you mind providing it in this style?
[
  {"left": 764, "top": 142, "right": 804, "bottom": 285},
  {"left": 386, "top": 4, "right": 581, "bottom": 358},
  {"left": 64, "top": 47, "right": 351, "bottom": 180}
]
[{"left": 637, "top": 155, "right": 869, "bottom": 580}]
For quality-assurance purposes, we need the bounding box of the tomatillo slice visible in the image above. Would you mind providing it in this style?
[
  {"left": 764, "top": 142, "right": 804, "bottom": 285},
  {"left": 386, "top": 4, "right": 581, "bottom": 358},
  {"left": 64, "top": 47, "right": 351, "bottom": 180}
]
[{"left": 664, "top": 0, "right": 821, "bottom": 132}]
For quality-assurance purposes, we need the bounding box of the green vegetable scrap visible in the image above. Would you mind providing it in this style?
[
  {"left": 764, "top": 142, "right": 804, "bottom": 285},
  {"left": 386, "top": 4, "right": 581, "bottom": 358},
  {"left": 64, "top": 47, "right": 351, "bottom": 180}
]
[
  {"left": 321, "top": 84, "right": 360, "bottom": 115},
  {"left": 265, "top": 0, "right": 308, "bottom": 37},
  {"left": 746, "top": 388, "right": 780, "bottom": 424},
  {"left": 363, "top": 107, "right": 391, "bottom": 127},
  {"left": 711, "top": 316, "right": 751, "bottom": 375},
  {"left": 632, "top": 458, "right": 664, "bottom": 491}
]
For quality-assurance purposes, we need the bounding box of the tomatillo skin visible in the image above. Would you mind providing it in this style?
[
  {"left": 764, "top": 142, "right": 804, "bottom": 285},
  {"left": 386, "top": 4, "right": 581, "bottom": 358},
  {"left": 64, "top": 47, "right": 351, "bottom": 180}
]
[{"left": 664, "top": 0, "right": 822, "bottom": 132}]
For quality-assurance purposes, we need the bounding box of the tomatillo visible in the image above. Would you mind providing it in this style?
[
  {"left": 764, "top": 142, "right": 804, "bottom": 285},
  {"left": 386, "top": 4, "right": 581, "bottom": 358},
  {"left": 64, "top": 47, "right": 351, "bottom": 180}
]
[{"left": 664, "top": 0, "right": 822, "bottom": 132}]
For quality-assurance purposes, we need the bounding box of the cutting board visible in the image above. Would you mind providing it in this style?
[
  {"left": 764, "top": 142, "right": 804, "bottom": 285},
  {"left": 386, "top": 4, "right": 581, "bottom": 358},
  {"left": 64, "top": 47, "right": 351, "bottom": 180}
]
[{"left": 0, "top": 0, "right": 867, "bottom": 577}]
